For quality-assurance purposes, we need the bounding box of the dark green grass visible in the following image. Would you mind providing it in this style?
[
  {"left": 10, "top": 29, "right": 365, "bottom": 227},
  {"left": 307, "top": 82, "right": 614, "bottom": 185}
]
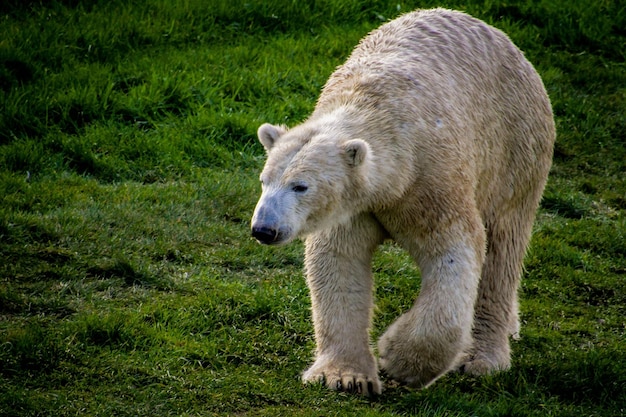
[{"left": 1, "top": 0, "right": 625, "bottom": 416}]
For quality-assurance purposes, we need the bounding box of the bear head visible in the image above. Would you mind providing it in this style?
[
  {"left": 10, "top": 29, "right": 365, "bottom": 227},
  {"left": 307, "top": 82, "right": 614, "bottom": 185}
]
[{"left": 251, "top": 122, "right": 371, "bottom": 245}]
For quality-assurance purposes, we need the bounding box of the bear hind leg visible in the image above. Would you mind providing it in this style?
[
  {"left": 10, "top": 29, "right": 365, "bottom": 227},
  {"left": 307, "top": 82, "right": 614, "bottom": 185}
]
[{"left": 461, "top": 205, "right": 537, "bottom": 375}]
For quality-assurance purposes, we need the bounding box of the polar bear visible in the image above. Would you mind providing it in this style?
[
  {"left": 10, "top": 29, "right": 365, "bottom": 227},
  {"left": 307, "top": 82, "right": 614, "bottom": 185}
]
[{"left": 251, "top": 8, "right": 555, "bottom": 396}]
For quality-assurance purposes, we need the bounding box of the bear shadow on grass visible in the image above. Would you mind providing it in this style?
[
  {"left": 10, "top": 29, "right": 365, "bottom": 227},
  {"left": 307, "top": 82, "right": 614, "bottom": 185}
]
[{"left": 374, "top": 343, "right": 625, "bottom": 413}]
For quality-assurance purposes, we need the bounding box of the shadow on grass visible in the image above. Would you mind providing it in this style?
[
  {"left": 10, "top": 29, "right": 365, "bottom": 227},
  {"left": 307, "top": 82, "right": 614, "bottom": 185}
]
[
  {"left": 528, "top": 347, "right": 626, "bottom": 408},
  {"left": 87, "top": 256, "right": 173, "bottom": 289},
  {"left": 370, "top": 344, "right": 626, "bottom": 416}
]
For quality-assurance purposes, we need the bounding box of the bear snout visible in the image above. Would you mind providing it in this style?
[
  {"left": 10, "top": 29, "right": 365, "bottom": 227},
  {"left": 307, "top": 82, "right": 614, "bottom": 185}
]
[{"left": 251, "top": 226, "right": 280, "bottom": 244}]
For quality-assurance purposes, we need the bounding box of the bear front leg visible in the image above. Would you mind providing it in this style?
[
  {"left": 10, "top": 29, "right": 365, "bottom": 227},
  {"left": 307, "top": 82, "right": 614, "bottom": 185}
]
[
  {"left": 302, "top": 214, "right": 386, "bottom": 396},
  {"left": 378, "top": 227, "right": 485, "bottom": 388}
]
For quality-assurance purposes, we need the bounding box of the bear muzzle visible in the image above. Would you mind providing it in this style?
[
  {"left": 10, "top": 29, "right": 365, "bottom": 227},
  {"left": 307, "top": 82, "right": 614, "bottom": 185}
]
[
  {"left": 251, "top": 226, "right": 281, "bottom": 245},
  {"left": 251, "top": 192, "right": 295, "bottom": 244}
]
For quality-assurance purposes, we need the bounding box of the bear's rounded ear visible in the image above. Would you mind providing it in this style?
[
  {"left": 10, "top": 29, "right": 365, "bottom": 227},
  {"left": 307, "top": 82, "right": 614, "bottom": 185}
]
[
  {"left": 342, "top": 139, "right": 370, "bottom": 167},
  {"left": 257, "top": 123, "right": 287, "bottom": 152}
]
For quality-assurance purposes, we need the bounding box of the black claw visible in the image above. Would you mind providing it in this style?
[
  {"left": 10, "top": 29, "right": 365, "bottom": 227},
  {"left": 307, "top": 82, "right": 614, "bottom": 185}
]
[
  {"left": 347, "top": 381, "right": 353, "bottom": 392},
  {"left": 367, "top": 381, "right": 374, "bottom": 394},
  {"left": 357, "top": 381, "right": 363, "bottom": 394},
  {"left": 336, "top": 380, "right": 342, "bottom": 390},
  {"left": 459, "top": 364, "right": 466, "bottom": 373}
]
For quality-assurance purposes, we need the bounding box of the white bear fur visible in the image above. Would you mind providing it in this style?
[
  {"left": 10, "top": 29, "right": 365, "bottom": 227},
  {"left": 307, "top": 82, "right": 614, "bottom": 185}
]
[{"left": 251, "top": 8, "right": 555, "bottom": 395}]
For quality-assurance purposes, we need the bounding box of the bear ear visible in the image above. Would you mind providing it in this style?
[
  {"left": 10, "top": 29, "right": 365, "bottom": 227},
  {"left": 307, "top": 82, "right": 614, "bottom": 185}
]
[
  {"left": 257, "top": 123, "right": 287, "bottom": 152},
  {"left": 342, "top": 139, "right": 370, "bottom": 167}
]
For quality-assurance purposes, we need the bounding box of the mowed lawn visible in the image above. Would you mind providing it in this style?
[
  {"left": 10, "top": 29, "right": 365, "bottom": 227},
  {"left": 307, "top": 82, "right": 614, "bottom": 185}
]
[{"left": 1, "top": 1, "right": 625, "bottom": 416}]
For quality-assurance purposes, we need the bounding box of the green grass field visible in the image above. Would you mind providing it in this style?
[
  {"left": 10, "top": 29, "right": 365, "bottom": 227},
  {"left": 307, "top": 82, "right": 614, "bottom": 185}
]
[{"left": 1, "top": 0, "right": 625, "bottom": 415}]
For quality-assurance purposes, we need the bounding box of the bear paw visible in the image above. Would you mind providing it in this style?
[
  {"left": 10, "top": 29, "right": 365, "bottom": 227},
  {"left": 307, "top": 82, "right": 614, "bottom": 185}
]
[
  {"left": 378, "top": 336, "right": 445, "bottom": 388},
  {"left": 302, "top": 359, "right": 381, "bottom": 396},
  {"left": 378, "top": 318, "right": 465, "bottom": 388},
  {"left": 458, "top": 352, "right": 511, "bottom": 376}
]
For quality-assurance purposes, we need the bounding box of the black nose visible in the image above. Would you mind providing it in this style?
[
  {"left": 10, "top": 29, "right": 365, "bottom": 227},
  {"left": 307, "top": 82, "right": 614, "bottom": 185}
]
[{"left": 251, "top": 226, "right": 278, "bottom": 244}]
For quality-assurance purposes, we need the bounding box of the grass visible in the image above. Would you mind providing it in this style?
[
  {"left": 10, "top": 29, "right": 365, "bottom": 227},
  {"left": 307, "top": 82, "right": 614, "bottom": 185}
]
[{"left": 1, "top": 0, "right": 625, "bottom": 415}]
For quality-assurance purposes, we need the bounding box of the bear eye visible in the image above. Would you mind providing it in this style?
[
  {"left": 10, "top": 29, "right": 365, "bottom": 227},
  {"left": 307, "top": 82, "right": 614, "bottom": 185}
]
[{"left": 292, "top": 184, "right": 308, "bottom": 193}]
